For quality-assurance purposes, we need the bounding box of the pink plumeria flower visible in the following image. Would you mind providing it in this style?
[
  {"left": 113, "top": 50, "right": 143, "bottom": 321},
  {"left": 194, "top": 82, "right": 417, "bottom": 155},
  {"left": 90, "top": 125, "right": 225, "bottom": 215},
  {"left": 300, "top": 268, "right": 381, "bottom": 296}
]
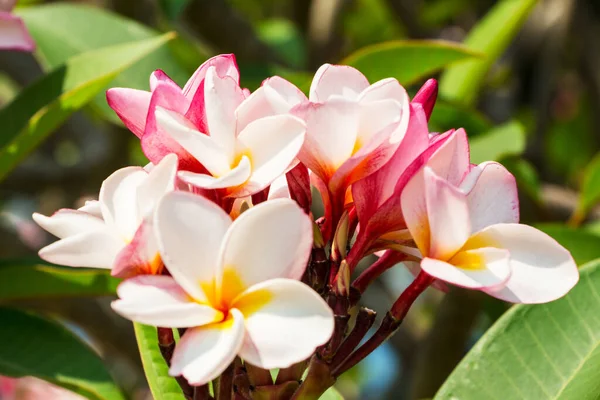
[
  {"left": 292, "top": 64, "right": 410, "bottom": 238},
  {"left": 154, "top": 67, "right": 306, "bottom": 198},
  {"left": 33, "top": 154, "right": 178, "bottom": 278},
  {"left": 112, "top": 194, "right": 333, "bottom": 385},
  {"left": 349, "top": 81, "right": 438, "bottom": 267},
  {"left": 0, "top": 0, "right": 35, "bottom": 51},
  {"left": 399, "top": 133, "right": 578, "bottom": 304},
  {"left": 107, "top": 55, "right": 240, "bottom": 172}
]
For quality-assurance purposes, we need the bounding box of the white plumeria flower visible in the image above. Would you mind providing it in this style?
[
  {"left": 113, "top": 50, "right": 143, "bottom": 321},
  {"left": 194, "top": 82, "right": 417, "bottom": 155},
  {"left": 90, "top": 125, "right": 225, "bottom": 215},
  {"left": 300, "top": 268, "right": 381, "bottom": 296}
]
[
  {"left": 154, "top": 66, "right": 306, "bottom": 198},
  {"left": 33, "top": 154, "right": 178, "bottom": 278},
  {"left": 112, "top": 193, "right": 334, "bottom": 385}
]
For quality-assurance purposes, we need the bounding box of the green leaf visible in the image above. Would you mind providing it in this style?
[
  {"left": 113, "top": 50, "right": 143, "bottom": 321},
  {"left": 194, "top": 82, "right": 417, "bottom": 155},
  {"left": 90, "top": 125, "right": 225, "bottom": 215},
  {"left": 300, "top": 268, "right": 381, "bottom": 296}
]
[
  {"left": 435, "top": 259, "right": 600, "bottom": 400},
  {"left": 576, "top": 153, "right": 600, "bottom": 221},
  {"left": 439, "top": 0, "right": 538, "bottom": 106},
  {"left": 0, "top": 33, "right": 174, "bottom": 181},
  {"left": 534, "top": 224, "right": 600, "bottom": 266},
  {"left": 17, "top": 3, "right": 189, "bottom": 122},
  {"left": 429, "top": 101, "right": 493, "bottom": 136},
  {"left": 342, "top": 40, "right": 482, "bottom": 86},
  {"left": 319, "top": 387, "right": 344, "bottom": 399},
  {"left": 0, "top": 307, "right": 124, "bottom": 400},
  {"left": 134, "top": 323, "right": 185, "bottom": 400},
  {"left": 0, "top": 261, "right": 119, "bottom": 301},
  {"left": 469, "top": 120, "right": 526, "bottom": 164}
]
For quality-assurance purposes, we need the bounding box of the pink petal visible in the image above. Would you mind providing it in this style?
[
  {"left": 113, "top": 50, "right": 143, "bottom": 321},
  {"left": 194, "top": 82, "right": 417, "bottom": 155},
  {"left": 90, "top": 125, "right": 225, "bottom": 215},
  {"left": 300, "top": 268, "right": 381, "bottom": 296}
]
[
  {"left": 294, "top": 98, "right": 360, "bottom": 184},
  {"left": 149, "top": 69, "right": 178, "bottom": 91},
  {"left": 112, "top": 218, "right": 162, "bottom": 278},
  {"left": 460, "top": 161, "right": 519, "bottom": 234},
  {"left": 106, "top": 88, "right": 151, "bottom": 138},
  {"left": 421, "top": 247, "right": 511, "bottom": 289},
  {"left": 233, "top": 279, "right": 334, "bottom": 369},
  {"left": 170, "top": 309, "right": 245, "bottom": 385},
  {"left": 309, "top": 64, "right": 369, "bottom": 102},
  {"left": 0, "top": 12, "right": 35, "bottom": 51},
  {"left": 471, "top": 224, "right": 579, "bottom": 304},
  {"left": 143, "top": 81, "right": 203, "bottom": 171},
  {"left": 182, "top": 54, "right": 240, "bottom": 98},
  {"left": 111, "top": 275, "right": 223, "bottom": 327},
  {"left": 286, "top": 163, "right": 311, "bottom": 213},
  {"left": 353, "top": 104, "right": 429, "bottom": 231},
  {"left": 412, "top": 79, "right": 438, "bottom": 121},
  {"left": 155, "top": 108, "right": 230, "bottom": 177},
  {"left": 424, "top": 167, "right": 470, "bottom": 260}
]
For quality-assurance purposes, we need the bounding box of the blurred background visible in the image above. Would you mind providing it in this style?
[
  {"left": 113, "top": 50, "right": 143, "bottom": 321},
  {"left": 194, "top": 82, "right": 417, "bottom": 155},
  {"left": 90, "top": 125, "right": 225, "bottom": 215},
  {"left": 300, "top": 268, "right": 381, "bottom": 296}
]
[{"left": 1, "top": 0, "right": 600, "bottom": 399}]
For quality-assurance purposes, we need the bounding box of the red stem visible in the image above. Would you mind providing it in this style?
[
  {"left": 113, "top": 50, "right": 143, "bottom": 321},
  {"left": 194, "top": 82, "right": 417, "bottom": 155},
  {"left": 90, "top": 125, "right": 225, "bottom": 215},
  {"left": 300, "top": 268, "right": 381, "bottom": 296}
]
[
  {"left": 352, "top": 251, "right": 408, "bottom": 294},
  {"left": 332, "top": 271, "right": 434, "bottom": 377}
]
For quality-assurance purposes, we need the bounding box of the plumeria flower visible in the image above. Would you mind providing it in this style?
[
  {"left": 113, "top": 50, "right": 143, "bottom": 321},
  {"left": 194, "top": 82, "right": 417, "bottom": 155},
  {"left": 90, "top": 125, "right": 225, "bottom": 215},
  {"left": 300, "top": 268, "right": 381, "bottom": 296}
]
[
  {"left": 154, "top": 67, "right": 306, "bottom": 198},
  {"left": 1, "top": 0, "right": 35, "bottom": 51},
  {"left": 398, "top": 132, "right": 578, "bottom": 303},
  {"left": 228, "top": 173, "right": 291, "bottom": 219},
  {"left": 112, "top": 193, "right": 334, "bottom": 385},
  {"left": 291, "top": 64, "right": 410, "bottom": 238},
  {"left": 107, "top": 54, "right": 240, "bottom": 171},
  {"left": 349, "top": 82, "right": 439, "bottom": 268},
  {"left": 33, "top": 154, "right": 178, "bottom": 278}
]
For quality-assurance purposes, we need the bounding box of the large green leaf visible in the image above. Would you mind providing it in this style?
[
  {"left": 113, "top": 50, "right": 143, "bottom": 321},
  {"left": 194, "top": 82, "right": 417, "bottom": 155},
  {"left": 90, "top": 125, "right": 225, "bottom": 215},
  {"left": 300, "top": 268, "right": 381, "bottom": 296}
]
[
  {"left": 17, "top": 3, "right": 189, "bottom": 122},
  {"left": 429, "top": 101, "right": 493, "bottom": 136},
  {"left": 573, "top": 153, "right": 600, "bottom": 223},
  {"left": 469, "top": 120, "right": 526, "bottom": 164},
  {"left": 0, "top": 33, "right": 174, "bottom": 181},
  {"left": 0, "top": 307, "right": 124, "bottom": 400},
  {"left": 435, "top": 259, "right": 600, "bottom": 400},
  {"left": 439, "top": 0, "right": 538, "bottom": 106},
  {"left": 134, "top": 323, "right": 185, "bottom": 400},
  {"left": 534, "top": 224, "right": 600, "bottom": 266},
  {"left": 342, "top": 40, "right": 482, "bottom": 86},
  {"left": 0, "top": 261, "right": 118, "bottom": 301}
]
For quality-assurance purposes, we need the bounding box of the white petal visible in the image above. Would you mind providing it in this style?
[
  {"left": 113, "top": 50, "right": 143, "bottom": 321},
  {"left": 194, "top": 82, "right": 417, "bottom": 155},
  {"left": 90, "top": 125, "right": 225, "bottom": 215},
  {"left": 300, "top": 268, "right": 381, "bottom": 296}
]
[
  {"left": 460, "top": 162, "right": 520, "bottom": 233},
  {"left": 111, "top": 275, "right": 223, "bottom": 327},
  {"left": 355, "top": 99, "right": 402, "bottom": 148},
  {"left": 178, "top": 156, "right": 251, "bottom": 191},
  {"left": 33, "top": 210, "right": 106, "bottom": 239},
  {"left": 309, "top": 64, "right": 369, "bottom": 102},
  {"left": 204, "top": 67, "right": 245, "bottom": 160},
  {"left": 100, "top": 166, "right": 147, "bottom": 240},
  {"left": 237, "top": 115, "right": 305, "bottom": 195},
  {"left": 232, "top": 279, "right": 334, "bottom": 369},
  {"left": 217, "top": 199, "right": 312, "bottom": 305},
  {"left": 295, "top": 98, "right": 360, "bottom": 180},
  {"left": 136, "top": 153, "right": 178, "bottom": 220},
  {"left": 424, "top": 167, "right": 470, "bottom": 260},
  {"left": 78, "top": 200, "right": 103, "bottom": 218},
  {"left": 155, "top": 107, "right": 230, "bottom": 177},
  {"left": 155, "top": 191, "right": 232, "bottom": 304},
  {"left": 38, "top": 229, "right": 123, "bottom": 269},
  {"left": 470, "top": 224, "right": 579, "bottom": 304},
  {"left": 267, "top": 173, "right": 290, "bottom": 200},
  {"left": 235, "top": 76, "right": 307, "bottom": 132},
  {"left": 170, "top": 309, "right": 245, "bottom": 386},
  {"left": 421, "top": 247, "right": 511, "bottom": 289}
]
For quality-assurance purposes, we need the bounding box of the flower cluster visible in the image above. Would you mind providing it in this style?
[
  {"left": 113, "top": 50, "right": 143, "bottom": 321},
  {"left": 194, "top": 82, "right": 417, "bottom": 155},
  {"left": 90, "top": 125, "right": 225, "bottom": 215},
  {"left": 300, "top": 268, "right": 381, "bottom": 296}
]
[{"left": 33, "top": 54, "right": 579, "bottom": 392}]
